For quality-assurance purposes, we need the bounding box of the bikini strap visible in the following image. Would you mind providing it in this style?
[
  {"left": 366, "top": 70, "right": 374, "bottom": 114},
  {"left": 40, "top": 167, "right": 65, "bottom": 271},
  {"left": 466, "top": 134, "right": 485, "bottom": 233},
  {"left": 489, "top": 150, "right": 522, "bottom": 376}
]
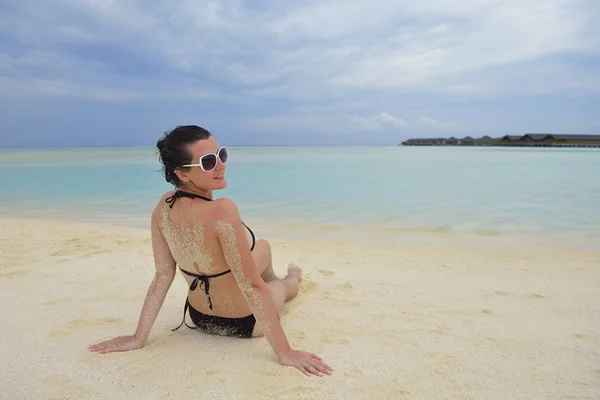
[
  {"left": 172, "top": 297, "right": 197, "bottom": 332},
  {"left": 242, "top": 221, "right": 256, "bottom": 251},
  {"left": 165, "top": 190, "right": 213, "bottom": 208}
]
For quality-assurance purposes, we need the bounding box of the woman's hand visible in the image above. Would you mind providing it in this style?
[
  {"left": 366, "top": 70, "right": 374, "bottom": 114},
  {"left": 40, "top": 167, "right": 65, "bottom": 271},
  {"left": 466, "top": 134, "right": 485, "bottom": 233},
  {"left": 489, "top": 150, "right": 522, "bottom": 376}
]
[
  {"left": 278, "top": 349, "right": 333, "bottom": 377},
  {"left": 87, "top": 335, "right": 144, "bottom": 354}
]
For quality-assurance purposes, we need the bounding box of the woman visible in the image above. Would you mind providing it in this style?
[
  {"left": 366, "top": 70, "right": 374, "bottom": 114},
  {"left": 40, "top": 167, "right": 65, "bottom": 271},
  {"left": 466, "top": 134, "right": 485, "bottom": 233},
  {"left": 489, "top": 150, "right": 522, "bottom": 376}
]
[{"left": 88, "top": 125, "right": 333, "bottom": 377}]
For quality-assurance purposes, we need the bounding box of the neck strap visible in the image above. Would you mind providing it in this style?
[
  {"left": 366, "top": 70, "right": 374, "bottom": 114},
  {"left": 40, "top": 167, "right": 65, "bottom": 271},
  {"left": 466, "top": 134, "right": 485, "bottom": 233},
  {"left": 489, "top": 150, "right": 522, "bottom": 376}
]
[{"left": 166, "top": 190, "right": 212, "bottom": 208}]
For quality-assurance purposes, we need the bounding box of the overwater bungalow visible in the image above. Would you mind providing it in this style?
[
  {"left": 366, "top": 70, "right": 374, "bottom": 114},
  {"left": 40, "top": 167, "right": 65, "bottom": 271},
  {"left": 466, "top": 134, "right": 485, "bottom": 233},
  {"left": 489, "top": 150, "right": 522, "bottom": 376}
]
[{"left": 400, "top": 133, "right": 600, "bottom": 148}]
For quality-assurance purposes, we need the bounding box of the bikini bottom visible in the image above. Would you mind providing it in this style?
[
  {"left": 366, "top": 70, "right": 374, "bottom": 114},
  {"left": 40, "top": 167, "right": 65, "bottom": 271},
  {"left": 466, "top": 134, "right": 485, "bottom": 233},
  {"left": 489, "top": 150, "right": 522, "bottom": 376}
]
[{"left": 188, "top": 300, "right": 256, "bottom": 339}]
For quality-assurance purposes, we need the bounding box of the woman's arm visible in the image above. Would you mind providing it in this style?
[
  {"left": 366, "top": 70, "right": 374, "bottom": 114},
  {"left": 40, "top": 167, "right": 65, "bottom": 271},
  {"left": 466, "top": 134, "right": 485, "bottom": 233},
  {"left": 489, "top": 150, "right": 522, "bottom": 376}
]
[
  {"left": 214, "top": 198, "right": 292, "bottom": 358},
  {"left": 214, "top": 199, "right": 333, "bottom": 377},
  {"left": 133, "top": 211, "right": 177, "bottom": 344},
  {"left": 88, "top": 211, "right": 176, "bottom": 354}
]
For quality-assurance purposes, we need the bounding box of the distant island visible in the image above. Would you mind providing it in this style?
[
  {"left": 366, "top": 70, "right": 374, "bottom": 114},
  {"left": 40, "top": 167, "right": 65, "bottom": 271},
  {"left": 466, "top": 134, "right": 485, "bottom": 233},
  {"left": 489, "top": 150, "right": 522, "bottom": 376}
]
[{"left": 400, "top": 133, "right": 600, "bottom": 148}]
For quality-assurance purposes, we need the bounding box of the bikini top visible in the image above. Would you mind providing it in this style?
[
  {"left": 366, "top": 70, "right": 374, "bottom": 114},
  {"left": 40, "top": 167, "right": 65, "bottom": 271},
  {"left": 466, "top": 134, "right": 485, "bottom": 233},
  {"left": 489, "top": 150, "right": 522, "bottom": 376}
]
[{"left": 165, "top": 190, "right": 256, "bottom": 331}]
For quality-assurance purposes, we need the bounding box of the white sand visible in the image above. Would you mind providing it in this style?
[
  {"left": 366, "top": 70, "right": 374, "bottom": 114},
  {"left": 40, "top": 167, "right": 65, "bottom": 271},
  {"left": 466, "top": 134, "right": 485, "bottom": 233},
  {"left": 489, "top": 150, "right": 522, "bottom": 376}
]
[{"left": 1, "top": 218, "right": 599, "bottom": 400}]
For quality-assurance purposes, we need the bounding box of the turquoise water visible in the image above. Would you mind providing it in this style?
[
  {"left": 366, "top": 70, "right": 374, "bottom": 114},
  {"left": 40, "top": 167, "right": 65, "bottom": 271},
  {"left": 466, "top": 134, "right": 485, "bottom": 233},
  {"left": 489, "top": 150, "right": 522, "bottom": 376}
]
[{"left": 1, "top": 146, "right": 599, "bottom": 244}]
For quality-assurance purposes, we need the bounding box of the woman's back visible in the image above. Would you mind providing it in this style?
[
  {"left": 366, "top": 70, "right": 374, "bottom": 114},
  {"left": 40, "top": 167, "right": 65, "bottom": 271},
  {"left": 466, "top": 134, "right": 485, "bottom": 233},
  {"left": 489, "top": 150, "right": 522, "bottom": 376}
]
[{"left": 155, "top": 190, "right": 256, "bottom": 319}]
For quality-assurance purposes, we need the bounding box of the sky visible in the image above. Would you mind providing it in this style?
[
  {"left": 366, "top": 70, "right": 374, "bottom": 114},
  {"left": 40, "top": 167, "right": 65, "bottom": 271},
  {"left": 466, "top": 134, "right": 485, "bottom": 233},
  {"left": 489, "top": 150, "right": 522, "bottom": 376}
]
[{"left": 0, "top": 0, "right": 599, "bottom": 147}]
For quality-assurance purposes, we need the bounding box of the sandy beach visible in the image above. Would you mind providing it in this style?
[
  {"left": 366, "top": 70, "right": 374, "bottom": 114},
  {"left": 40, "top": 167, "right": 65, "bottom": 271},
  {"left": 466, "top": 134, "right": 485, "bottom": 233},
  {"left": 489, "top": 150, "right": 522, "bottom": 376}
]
[{"left": 1, "top": 217, "right": 599, "bottom": 400}]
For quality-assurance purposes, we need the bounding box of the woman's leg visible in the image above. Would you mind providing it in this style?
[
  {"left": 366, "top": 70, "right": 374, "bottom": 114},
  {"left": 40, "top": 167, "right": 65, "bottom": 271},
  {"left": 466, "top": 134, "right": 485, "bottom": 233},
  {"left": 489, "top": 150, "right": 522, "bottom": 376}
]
[
  {"left": 252, "top": 239, "right": 279, "bottom": 282},
  {"left": 252, "top": 265, "right": 302, "bottom": 337}
]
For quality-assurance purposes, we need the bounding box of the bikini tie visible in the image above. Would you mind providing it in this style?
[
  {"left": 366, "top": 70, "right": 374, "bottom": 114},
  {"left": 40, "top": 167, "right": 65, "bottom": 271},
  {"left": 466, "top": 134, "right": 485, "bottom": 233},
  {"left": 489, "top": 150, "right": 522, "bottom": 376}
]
[
  {"left": 180, "top": 268, "right": 232, "bottom": 311},
  {"left": 190, "top": 275, "right": 213, "bottom": 310}
]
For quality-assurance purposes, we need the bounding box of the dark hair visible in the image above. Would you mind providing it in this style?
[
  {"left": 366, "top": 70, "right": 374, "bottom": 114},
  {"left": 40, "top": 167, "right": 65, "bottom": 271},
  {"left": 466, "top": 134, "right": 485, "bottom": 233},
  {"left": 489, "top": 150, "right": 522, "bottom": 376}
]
[{"left": 156, "top": 125, "right": 212, "bottom": 187}]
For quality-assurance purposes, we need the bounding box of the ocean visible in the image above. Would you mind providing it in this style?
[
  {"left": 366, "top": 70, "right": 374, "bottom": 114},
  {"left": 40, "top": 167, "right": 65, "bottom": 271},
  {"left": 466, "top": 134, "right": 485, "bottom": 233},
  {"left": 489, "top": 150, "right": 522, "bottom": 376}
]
[{"left": 1, "top": 146, "right": 599, "bottom": 249}]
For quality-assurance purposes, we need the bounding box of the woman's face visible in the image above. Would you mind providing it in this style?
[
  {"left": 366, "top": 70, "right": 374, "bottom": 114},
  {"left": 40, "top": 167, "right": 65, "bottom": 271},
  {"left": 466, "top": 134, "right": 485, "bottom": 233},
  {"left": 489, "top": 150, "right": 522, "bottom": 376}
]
[{"left": 178, "top": 136, "right": 228, "bottom": 191}]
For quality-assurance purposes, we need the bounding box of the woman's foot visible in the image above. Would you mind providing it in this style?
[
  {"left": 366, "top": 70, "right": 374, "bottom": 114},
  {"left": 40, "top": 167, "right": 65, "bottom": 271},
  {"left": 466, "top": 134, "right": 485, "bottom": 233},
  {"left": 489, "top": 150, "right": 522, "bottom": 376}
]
[
  {"left": 285, "top": 263, "right": 303, "bottom": 283},
  {"left": 278, "top": 263, "right": 303, "bottom": 301}
]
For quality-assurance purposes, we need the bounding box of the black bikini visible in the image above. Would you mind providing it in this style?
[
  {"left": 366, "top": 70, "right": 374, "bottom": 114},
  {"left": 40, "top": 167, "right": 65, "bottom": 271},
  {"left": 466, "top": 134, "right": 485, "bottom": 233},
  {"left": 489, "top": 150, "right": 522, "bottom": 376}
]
[{"left": 166, "top": 190, "right": 257, "bottom": 339}]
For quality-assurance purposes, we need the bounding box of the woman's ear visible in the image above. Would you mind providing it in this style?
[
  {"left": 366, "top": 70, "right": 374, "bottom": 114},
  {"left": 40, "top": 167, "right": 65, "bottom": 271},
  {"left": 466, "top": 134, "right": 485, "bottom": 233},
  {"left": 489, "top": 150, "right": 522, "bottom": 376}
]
[{"left": 174, "top": 167, "right": 190, "bottom": 183}]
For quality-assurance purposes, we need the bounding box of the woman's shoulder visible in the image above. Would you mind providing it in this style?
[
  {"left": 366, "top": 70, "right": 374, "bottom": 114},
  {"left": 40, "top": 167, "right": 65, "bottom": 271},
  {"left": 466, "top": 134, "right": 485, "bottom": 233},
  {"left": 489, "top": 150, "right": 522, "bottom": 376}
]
[{"left": 212, "top": 197, "right": 241, "bottom": 219}]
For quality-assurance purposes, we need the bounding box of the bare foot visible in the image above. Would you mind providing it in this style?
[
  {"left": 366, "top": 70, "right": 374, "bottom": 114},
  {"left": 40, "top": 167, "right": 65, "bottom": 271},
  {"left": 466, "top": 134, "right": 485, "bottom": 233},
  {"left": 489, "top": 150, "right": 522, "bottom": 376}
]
[{"left": 286, "top": 263, "right": 303, "bottom": 283}]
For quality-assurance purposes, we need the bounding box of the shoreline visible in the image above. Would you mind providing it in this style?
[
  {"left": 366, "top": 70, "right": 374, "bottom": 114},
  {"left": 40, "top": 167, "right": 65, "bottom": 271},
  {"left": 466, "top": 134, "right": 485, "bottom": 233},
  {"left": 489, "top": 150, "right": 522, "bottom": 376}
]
[{"left": 1, "top": 211, "right": 599, "bottom": 252}]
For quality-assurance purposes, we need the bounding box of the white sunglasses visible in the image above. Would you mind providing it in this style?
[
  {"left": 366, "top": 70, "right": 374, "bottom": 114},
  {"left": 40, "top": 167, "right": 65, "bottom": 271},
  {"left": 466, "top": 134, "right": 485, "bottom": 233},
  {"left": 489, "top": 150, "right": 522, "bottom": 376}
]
[{"left": 181, "top": 146, "right": 228, "bottom": 172}]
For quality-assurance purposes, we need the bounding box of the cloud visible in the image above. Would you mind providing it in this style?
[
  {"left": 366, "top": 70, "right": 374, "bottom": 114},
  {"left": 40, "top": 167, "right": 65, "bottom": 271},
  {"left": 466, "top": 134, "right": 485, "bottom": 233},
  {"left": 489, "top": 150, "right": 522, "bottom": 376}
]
[
  {"left": 350, "top": 112, "right": 411, "bottom": 131},
  {"left": 418, "top": 116, "right": 456, "bottom": 130},
  {"left": 0, "top": 0, "right": 599, "bottom": 145},
  {"left": 328, "top": 1, "right": 598, "bottom": 90},
  {"left": 244, "top": 111, "right": 410, "bottom": 136}
]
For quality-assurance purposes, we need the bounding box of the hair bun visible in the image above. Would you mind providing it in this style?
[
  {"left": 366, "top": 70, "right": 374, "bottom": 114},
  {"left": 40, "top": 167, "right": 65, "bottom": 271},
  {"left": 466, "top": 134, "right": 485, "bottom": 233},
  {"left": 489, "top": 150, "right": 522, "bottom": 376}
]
[{"left": 156, "top": 136, "right": 167, "bottom": 151}]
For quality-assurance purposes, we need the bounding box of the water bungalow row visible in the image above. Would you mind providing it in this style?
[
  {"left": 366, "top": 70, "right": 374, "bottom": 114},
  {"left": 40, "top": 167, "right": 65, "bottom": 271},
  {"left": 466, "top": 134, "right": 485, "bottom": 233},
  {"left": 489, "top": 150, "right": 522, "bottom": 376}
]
[{"left": 400, "top": 133, "right": 600, "bottom": 148}]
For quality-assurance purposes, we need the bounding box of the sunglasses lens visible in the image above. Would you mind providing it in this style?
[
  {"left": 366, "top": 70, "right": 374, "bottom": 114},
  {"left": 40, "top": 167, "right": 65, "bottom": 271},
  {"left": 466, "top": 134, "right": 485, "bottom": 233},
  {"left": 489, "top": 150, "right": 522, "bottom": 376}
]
[
  {"left": 201, "top": 154, "right": 217, "bottom": 171},
  {"left": 219, "top": 147, "right": 228, "bottom": 163}
]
